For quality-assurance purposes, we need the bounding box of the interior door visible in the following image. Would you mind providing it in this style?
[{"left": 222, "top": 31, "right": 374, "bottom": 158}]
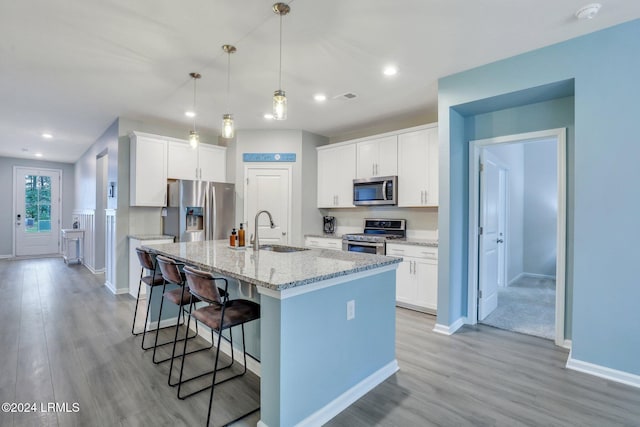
[
  {"left": 478, "top": 151, "right": 501, "bottom": 320},
  {"left": 244, "top": 167, "right": 290, "bottom": 245},
  {"left": 15, "top": 167, "right": 61, "bottom": 256}
]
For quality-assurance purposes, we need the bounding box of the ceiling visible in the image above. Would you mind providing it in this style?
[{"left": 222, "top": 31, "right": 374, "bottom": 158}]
[{"left": 1, "top": 1, "right": 638, "bottom": 163}]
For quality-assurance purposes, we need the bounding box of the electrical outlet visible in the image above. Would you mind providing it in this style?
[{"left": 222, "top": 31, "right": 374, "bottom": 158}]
[{"left": 347, "top": 300, "right": 355, "bottom": 320}]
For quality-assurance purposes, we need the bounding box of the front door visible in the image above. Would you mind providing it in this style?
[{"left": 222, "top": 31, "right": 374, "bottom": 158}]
[
  {"left": 478, "top": 151, "right": 503, "bottom": 320},
  {"left": 14, "top": 167, "right": 61, "bottom": 256},
  {"left": 244, "top": 166, "right": 291, "bottom": 245}
]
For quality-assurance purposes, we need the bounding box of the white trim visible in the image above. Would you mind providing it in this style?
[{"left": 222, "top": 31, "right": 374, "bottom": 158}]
[
  {"left": 146, "top": 316, "right": 180, "bottom": 331},
  {"left": 188, "top": 321, "right": 262, "bottom": 377},
  {"left": 508, "top": 272, "right": 556, "bottom": 286},
  {"left": 104, "top": 280, "right": 128, "bottom": 295},
  {"left": 292, "top": 359, "right": 399, "bottom": 427},
  {"left": 84, "top": 264, "right": 105, "bottom": 275},
  {"left": 507, "top": 272, "right": 526, "bottom": 286},
  {"left": 318, "top": 122, "right": 438, "bottom": 150},
  {"left": 467, "top": 128, "right": 567, "bottom": 347},
  {"left": 0, "top": 255, "right": 12, "bottom": 259},
  {"left": 566, "top": 354, "right": 640, "bottom": 389},
  {"left": 256, "top": 264, "right": 399, "bottom": 300},
  {"left": 562, "top": 339, "right": 572, "bottom": 350},
  {"left": 433, "top": 317, "right": 466, "bottom": 335}
]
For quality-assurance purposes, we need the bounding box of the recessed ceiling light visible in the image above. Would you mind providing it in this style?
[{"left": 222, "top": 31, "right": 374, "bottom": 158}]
[
  {"left": 383, "top": 66, "right": 398, "bottom": 76},
  {"left": 314, "top": 94, "right": 327, "bottom": 102},
  {"left": 185, "top": 111, "right": 196, "bottom": 118},
  {"left": 264, "top": 113, "right": 274, "bottom": 120},
  {"left": 575, "top": 3, "right": 601, "bottom": 20},
  {"left": 35, "top": 153, "right": 43, "bottom": 157},
  {"left": 42, "top": 133, "right": 53, "bottom": 139}
]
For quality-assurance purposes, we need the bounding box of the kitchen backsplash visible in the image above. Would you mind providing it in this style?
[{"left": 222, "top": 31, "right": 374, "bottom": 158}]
[{"left": 321, "top": 207, "right": 438, "bottom": 240}]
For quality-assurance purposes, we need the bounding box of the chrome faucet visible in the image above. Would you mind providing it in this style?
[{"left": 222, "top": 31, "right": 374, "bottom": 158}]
[{"left": 252, "top": 210, "right": 276, "bottom": 251}]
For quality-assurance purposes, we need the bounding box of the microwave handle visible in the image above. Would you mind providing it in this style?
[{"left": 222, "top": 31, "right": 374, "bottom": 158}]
[{"left": 382, "top": 180, "right": 388, "bottom": 200}]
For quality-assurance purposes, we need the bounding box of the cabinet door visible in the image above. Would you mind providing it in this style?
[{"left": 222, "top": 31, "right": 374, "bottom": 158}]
[
  {"left": 130, "top": 135, "right": 167, "bottom": 206},
  {"left": 398, "top": 129, "right": 429, "bottom": 207},
  {"left": 425, "top": 126, "right": 439, "bottom": 206},
  {"left": 356, "top": 136, "right": 397, "bottom": 178},
  {"left": 333, "top": 144, "right": 356, "bottom": 207},
  {"left": 395, "top": 259, "right": 416, "bottom": 304},
  {"left": 356, "top": 140, "right": 378, "bottom": 178},
  {"left": 167, "top": 140, "right": 198, "bottom": 180},
  {"left": 416, "top": 259, "right": 438, "bottom": 311},
  {"left": 199, "top": 144, "right": 226, "bottom": 182},
  {"left": 375, "top": 136, "right": 398, "bottom": 177},
  {"left": 317, "top": 149, "right": 336, "bottom": 207},
  {"left": 317, "top": 144, "right": 356, "bottom": 208}
]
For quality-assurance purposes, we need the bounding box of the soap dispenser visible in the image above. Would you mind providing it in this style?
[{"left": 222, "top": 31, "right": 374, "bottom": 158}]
[{"left": 230, "top": 228, "right": 237, "bottom": 247}]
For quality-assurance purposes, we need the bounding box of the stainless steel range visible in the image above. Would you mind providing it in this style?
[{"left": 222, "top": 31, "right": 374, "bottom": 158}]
[{"left": 342, "top": 219, "right": 406, "bottom": 255}]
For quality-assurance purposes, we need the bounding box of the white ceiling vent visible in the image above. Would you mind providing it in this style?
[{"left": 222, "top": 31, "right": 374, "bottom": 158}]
[{"left": 333, "top": 92, "right": 358, "bottom": 100}]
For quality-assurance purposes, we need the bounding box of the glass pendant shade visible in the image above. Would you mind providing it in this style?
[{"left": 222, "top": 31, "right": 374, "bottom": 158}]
[
  {"left": 273, "top": 90, "right": 287, "bottom": 120},
  {"left": 189, "top": 130, "right": 199, "bottom": 149},
  {"left": 221, "top": 114, "right": 234, "bottom": 139}
]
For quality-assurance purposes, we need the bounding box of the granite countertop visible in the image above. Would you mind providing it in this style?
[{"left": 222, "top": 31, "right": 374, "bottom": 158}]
[
  {"left": 129, "top": 234, "right": 175, "bottom": 241},
  {"left": 387, "top": 238, "right": 438, "bottom": 248},
  {"left": 304, "top": 233, "right": 343, "bottom": 240},
  {"left": 142, "top": 240, "right": 400, "bottom": 291}
]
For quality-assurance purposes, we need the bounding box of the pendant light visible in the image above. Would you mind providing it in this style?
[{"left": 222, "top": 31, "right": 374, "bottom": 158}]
[
  {"left": 188, "top": 72, "right": 201, "bottom": 148},
  {"left": 272, "top": 2, "right": 290, "bottom": 120},
  {"left": 221, "top": 44, "right": 236, "bottom": 139}
]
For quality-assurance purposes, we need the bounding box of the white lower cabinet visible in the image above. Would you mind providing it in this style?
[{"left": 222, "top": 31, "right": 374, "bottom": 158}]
[
  {"left": 304, "top": 236, "right": 343, "bottom": 251},
  {"left": 387, "top": 243, "right": 438, "bottom": 313}
]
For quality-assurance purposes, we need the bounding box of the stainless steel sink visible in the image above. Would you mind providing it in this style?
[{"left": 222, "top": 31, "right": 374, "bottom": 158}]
[{"left": 259, "top": 245, "right": 309, "bottom": 253}]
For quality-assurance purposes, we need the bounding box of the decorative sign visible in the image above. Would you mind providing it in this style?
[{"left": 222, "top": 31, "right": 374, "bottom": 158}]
[{"left": 242, "top": 152, "right": 296, "bottom": 162}]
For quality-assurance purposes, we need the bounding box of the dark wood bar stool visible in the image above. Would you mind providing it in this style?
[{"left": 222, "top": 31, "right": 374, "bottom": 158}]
[
  {"left": 152, "top": 255, "right": 208, "bottom": 365},
  {"left": 131, "top": 248, "right": 170, "bottom": 350},
  {"left": 179, "top": 265, "right": 261, "bottom": 427}
]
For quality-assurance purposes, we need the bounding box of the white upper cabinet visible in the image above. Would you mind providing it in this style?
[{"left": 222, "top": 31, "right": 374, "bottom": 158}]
[
  {"left": 398, "top": 126, "right": 438, "bottom": 207},
  {"left": 167, "top": 140, "right": 198, "bottom": 180},
  {"left": 198, "top": 143, "right": 226, "bottom": 182},
  {"left": 356, "top": 135, "right": 397, "bottom": 178},
  {"left": 130, "top": 133, "right": 167, "bottom": 207},
  {"left": 317, "top": 143, "right": 356, "bottom": 208},
  {"left": 167, "top": 140, "right": 227, "bottom": 182}
]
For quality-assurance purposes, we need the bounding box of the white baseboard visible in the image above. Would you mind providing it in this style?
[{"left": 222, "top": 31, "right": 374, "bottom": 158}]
[
  {"left": 189, "top": 320, "right": 262, "bottom": 377},
  {"left": 433, "top": 317, "right": 466, "bottom": 335},
  {"left": 566, "top": 352, "right": 640, "bottom": 389},
  {"left": 85, "top": 264, "right": 105, "bottom": 275},
  {"left": 295, "top": 359, "right": 399, "bottom": 427},
  {"left": 562, "top": 339, "right": 572, "bottom": 350},
  {"left": 104, "top": 281, "right": 128, "bottom": 295},
  {"left": 0, "top": 255, "right": 12, "bottom": 260},
  {"left": 509, "top": 272, "right": 555, "bottom": 285},
  {"left": 146, "top": 316, "right": 180, "bottom": 331}
]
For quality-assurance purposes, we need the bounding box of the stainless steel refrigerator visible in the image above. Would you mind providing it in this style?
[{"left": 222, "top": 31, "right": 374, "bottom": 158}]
[{"left": 163, "top": 180, "right": 235, "bottom": 242}]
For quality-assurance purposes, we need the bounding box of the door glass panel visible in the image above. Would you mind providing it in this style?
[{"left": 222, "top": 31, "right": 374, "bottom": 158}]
[{"left": 24, "top": 174, "right": 52, "bottom": 233}]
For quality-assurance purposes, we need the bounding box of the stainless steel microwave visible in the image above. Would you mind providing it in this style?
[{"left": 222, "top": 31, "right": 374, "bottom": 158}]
[{"left": 353, "top": 176, "right": 398, "bottom": 206}]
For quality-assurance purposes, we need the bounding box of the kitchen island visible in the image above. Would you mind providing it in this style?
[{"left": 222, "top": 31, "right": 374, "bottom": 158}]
[{"left": 143, "top": 240, "right": 401, "bottom": 427}]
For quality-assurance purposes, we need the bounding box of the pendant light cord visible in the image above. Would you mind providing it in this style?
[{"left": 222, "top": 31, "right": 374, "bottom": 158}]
[
  {"left": 226, "top": 52, "right": 231, "bottom": 111},
  {"left": 278, "top": 13, "right": 283, "bottom": 90},
  {"left": 192, "top": 76, "right": 197, "bottom": 132}
]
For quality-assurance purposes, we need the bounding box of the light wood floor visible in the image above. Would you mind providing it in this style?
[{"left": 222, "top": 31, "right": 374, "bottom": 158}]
[{"left": 2, "top": 258, "right": 639, "bottom": 427}]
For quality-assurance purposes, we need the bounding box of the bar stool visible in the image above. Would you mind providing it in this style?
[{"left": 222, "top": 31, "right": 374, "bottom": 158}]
[
  {"left": 131, "top": 248, "right": 167, "bottom": 349},
  {"left": 179, "top": 266, "right": 261, "bottom": 427},
  {"left": 153, "top": 255, "right": 206, "bottom": 365}
]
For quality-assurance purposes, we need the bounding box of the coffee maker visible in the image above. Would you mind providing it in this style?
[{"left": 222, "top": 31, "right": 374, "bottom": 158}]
[{"left": 323, "top": 216, "right": 336, "bottom": 234}]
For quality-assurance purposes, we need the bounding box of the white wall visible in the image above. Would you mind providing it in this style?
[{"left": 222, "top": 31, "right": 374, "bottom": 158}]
[
  {"left": 523, "top": 139, "right": 557, "bottom": 276},
  {"left": 0, "top": 157, "right": 75, "bottom": 257}
]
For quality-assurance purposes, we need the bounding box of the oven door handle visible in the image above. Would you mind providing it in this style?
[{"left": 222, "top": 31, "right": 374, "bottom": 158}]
[{"left": 344, "top": 240, "right": 385, "bottom": 248}]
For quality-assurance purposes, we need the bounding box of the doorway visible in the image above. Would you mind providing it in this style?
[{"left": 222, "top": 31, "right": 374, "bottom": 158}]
[
  {"left": 243, "top": 165, "right": 292, "bottom": 245},
  {"left": 14, "top": 167, "right": 62, "bottom": 256},
  {"left": 468, "top": 128, "right": 567, "bottom": 346}
]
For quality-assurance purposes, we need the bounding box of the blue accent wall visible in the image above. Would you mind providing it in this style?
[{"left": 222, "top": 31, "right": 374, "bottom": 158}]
[
  {"left": 260, "top": 270, "right": 397, "bottom": 426},
  {"left": 438, "top": 19, "right": 640, "bottom": 375}
]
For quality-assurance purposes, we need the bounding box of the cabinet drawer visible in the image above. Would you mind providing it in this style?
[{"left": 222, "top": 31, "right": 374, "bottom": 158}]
[
  {"left": 386, "top": 244, "right": 437, "bottom": 260},
  {"left": 305, "top": 237, "right": 343, "bottom": 250}
]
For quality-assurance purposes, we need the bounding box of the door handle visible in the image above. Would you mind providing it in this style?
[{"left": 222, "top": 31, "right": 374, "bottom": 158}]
[
  {"left": 497, "top": 239, "right": 504, "bottom": 243},
  {"left": 282, "top": 232, "right": 287, "bottom": 236}
]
